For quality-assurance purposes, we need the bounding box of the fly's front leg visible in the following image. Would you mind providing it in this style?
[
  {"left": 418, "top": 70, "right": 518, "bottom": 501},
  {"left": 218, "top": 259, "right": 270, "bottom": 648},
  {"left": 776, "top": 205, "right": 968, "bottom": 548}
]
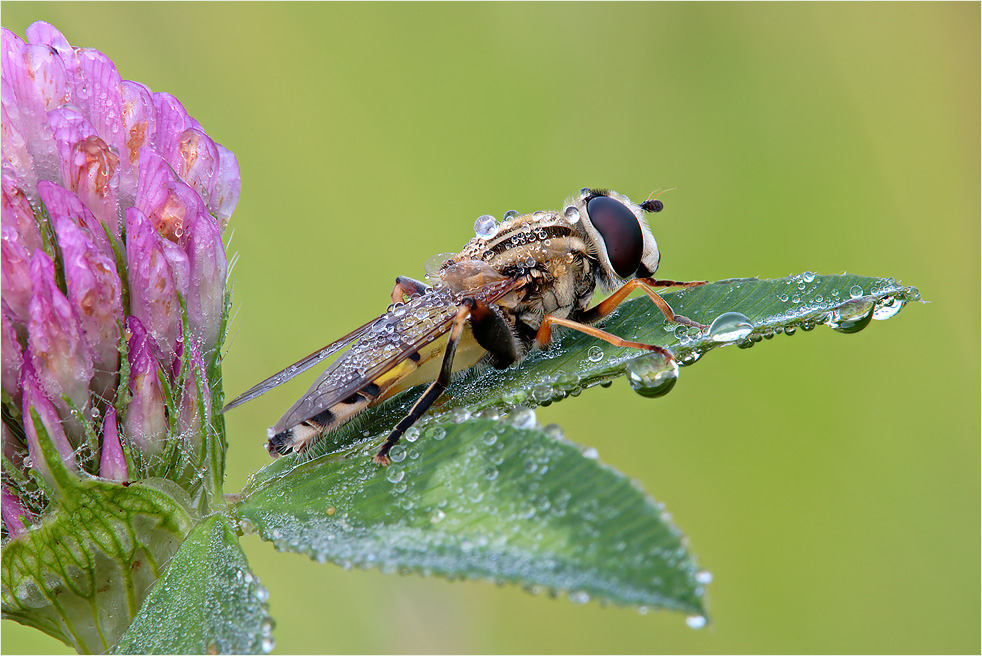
[
  {"left": 534, "top": 277, "right": 711, "bottom": 360},
  {"left": 579, "top": 278, "right": 709, "bottom": 330},
  {"left": 375, "top": 299, "right": 473, "bottom": 465},
  {"left": 391, "top": 276, "right": 430, "bottom": 304}
]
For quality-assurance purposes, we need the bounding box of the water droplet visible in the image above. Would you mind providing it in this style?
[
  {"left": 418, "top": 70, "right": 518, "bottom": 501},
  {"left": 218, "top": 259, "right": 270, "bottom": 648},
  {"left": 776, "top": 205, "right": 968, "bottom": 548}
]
[
  {"left": 625, "top": 353, "right": 679, "bottom": 398},
  {"left": 564, "top": 206, "right": 580, "bottom": 223},
  {"left": 695, "top": 569, "right": 713, "bottom": 584},
  {"left": 386, "top": 466, "right": 404, "bottom": 483},
  {"left": 261, "top": 617, "right": 275, "bottom": 637},
  {"left": 533, "top": 383, "right": 554, "bottom": 402},
  {"left": 404, "top": 426, "right": 420, "bottom": 443},
  {"left": 581, "top": 446, "right": 599, "bottom": 460},
  {"left": 778, "top": 293, "right": 789, "bottom": 303},
  {"left": 825, "top": 297, "right": 875, "bottom": 333},
  {"left": 542, "top": 423, "right": 564, "bottom": 440},
  {"left": 449, "top": 408, "right": 471, "bottom": 424},
  {"left": 685, "top": 614, "right": 707, "bottom": 629},
  {"left": 872, "top": 295, "right": 906, "bottom": 320},
  {"left": 430, "top": 509, "right": 446, "bottom": 523},
  {"left": 429, "top": 426, "right": 446, "bottom": 440},
  {"left": 568, "top": 590, "right": 590, "bottom": 604},
  {"left": 255, "top": 585, "right": 269, "bottom": 603},
  {"left": 802, "top": 271, "right": 816, "bottom": 283},
  {"left": 474, "top": 214, "right": 499, "bottom": 239},
  {"left": 388, "top": 445, "right": 406, "bottom": 463},
  {"left": 849, "top": 284, "right": 864, "bottom": 299},
  {"left": 709, "top": 312, "right": 753, "bottom": 343},
  {"left": 587, "top": 345, "right": 604, "bottom": 363},
  {"left": 510, "top": 408, "right": 536, "bottom": 429},
  {"left": 261, "top": 637, "right": 275, "bottom": 653},
  {"left": 423, "top": 252, "right": 456, "bottom": 280}
]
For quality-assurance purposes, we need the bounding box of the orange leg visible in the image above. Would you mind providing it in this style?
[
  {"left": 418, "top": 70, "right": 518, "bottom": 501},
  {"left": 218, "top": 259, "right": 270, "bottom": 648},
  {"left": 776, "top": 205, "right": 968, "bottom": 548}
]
[
  {"left": 581, "top": 278, "right": 707, "bottom": 327},
  {"left": 535, "top": 315, "right": 673, "bottom": 359},
  {"left": 391, "top": 276, "right": 430, "bottom": 304},
  {"left": 535, "top": 277, "right": 708, "bottom": 351}
]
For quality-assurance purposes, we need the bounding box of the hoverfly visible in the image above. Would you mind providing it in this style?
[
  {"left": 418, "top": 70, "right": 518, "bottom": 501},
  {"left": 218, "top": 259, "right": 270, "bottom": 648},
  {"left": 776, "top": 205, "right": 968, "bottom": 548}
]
[{"left": 223, "top": 188, "right": 706, "bottom": 465}]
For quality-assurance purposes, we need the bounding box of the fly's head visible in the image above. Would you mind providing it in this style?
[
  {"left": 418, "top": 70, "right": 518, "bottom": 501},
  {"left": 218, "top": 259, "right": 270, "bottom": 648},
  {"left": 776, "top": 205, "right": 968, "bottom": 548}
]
[{"left": 565, "top": 188, "right": 663, "bottom": 292}]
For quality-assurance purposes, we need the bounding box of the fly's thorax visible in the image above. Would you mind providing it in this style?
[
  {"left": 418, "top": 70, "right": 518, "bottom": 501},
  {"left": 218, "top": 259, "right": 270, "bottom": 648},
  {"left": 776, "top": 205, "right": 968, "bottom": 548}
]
[{"left": 562, "top": 188, "right": 661, "bottom": 292}]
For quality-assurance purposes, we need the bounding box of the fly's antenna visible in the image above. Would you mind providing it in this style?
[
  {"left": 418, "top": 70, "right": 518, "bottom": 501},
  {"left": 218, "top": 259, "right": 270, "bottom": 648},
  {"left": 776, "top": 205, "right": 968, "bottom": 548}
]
[
  {"left": 641, "top": 187, "right": 678, "bottom": 213},
  {"left": 640, "top": 199, "right": 664, "bottom": 213}
]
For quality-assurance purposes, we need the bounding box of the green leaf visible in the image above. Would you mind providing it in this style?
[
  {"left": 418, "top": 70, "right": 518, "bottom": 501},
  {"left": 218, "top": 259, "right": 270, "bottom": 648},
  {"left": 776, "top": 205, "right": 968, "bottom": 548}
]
[
  {"left": 237, "top": 417, "right": 708, "bottom": 615},
  {"left": 114, "top": 514, "right": 273, "bottom": 655},
  {"left": 233, "top": 272, "right": 916, "bottom": 619},
  {"left": 1, "top": 475, "right": 195, "bottom": 654}
]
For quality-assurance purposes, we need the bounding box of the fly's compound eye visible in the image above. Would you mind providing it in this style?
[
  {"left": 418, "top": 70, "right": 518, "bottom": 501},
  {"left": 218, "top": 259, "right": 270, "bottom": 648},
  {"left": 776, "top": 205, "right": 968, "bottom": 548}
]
[{"left": 586, "top": 195, "right": 643, "bottom": 278}]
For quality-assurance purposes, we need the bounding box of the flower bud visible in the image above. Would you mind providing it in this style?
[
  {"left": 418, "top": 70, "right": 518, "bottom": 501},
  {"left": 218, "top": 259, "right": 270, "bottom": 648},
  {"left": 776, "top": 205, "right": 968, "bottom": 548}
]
[
  {"left": 0, "top": 223, "right": 33, "bottom": 327},
  {"left": 2, "top": 169, "right": 42, "bottom": 251},
  {"left": 1, "top": 309, "right": 24, "bottom": 406},
  {"left": 123, "top": 316, "right": 167, "bottom": 459},
  {"left": 51, "top": 201, "right": 122, "bottom": 400},
  {"left": 1, "top": 486, "right": 29, "bottom": 539},
  {"left": 21, "top": 359, "right": 78, "bottom": 480},
  {"left": 126, "top": 206, "right": 189, "bottom": 366},
  {"left": 98, "top": 407, "right": 128, "bottom": 482},
  {"left": 27, "top": 250, "right": 93, "bottom": 427},
  {"left": 185, "top": 212, "right": 228, "bottom": 356}
]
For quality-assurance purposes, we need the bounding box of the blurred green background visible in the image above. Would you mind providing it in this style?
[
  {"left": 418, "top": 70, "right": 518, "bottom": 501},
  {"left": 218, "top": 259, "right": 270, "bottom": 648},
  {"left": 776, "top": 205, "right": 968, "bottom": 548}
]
[{"left": 2, "top": 2, "right": 978, "bottom": 653}]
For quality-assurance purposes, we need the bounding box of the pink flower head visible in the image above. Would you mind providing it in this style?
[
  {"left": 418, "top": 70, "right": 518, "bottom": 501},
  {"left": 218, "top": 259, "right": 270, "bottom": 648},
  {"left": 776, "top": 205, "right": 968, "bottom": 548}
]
[{"left": 1, "top": 22, "right": 238, "bottom": 535}]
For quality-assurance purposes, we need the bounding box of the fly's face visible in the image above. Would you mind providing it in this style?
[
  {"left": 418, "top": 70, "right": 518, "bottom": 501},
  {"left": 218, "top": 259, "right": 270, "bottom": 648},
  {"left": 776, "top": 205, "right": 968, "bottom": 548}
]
[{"left": 564, "top": 188, "right": 663, "bottom": 291}]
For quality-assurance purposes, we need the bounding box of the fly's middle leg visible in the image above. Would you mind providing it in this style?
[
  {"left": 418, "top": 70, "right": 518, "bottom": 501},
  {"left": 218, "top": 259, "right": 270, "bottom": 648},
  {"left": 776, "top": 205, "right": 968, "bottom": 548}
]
[{"left": 375, "top": 298, "right": 473, "bottom": 465}]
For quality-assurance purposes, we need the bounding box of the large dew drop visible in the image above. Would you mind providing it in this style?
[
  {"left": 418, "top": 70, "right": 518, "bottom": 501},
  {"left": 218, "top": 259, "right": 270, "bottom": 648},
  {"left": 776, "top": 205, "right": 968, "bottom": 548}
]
[
  {"left": 474, "top": 214, "right": 499, "bottom": 239},
  {"left": 709, "top": 312, "right": 754, "bottom": 343},
  {"left": 625, "top": 352, "right": 679, "bottom": 398},
  {"left": 685, "top": 614, "right": 708, "bottom": 630},
  {"left": 423, "top": 252, "right": 456, "bottom": 281},
  {"left": 825, "top": 297, "right": 875, "bottom": 334},
  {"left": 872, "top": 295, "right": 907, "bottom": 320}
]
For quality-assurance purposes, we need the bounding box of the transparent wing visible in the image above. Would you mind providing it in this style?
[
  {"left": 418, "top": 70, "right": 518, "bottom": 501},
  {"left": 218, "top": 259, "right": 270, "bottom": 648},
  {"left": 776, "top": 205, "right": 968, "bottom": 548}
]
[
  {"left": 221, "top": 322, "right": 377, "bottom": 413},
  {"left": 272, "top": 277, "right": 523, "bottom": 433}
]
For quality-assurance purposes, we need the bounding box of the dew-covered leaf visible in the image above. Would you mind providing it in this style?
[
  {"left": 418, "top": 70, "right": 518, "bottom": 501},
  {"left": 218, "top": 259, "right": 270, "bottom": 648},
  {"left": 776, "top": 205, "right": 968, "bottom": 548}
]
[
  {"left": 231, "top": 272, "right": 915, "bottom": 620},
  {"left": 113, "top": 514, "right": 273, "bottom": 655},
  {"left": 237, "top": 416, "right": 708, "bottom": 615},
  {"left": 250, "top": 272, "right": 919, "bottom": 474}
]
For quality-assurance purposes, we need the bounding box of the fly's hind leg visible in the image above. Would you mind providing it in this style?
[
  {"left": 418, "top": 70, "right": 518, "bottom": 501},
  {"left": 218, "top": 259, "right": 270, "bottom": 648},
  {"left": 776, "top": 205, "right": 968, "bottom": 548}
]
[{"left": 391, "top": 276, "right": 430, "bottom": 304}]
